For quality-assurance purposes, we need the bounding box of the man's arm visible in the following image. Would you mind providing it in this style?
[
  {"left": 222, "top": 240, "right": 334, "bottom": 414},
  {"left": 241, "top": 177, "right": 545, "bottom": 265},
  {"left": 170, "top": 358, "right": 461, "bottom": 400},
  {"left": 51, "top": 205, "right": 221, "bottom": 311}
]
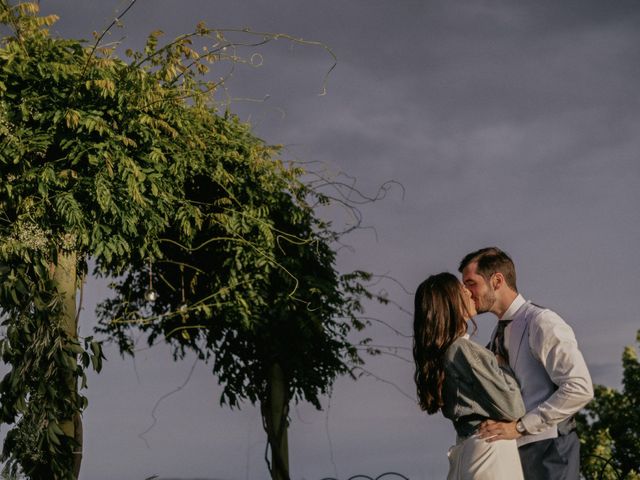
[
  {"left": 518, "top": 310, "right": 593, "bottom": 434},
  {"left": 478, "top": 309, "right": 593, "bottom": 442}
]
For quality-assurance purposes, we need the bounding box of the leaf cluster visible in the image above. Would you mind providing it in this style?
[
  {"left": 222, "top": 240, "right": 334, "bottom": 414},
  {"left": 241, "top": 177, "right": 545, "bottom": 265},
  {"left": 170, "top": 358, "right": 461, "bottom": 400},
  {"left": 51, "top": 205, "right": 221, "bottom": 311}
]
[
  {"left": 0, "top": 2, "right": 209, "bottom": 474},
  {"left": 0, "top": 1, "right": 320, "bottom": 477},
  {"left": 577, "top": 330, "right": 640, "bottom": 479},
  {"left": 0, "top": 256, "right": 103, "bottom": 478},
  {"left": 97, "top": 142, "right": 376, "bottom": 410},
  {"left": 1, "top": 2, "right": 375, "bottom": 477}
]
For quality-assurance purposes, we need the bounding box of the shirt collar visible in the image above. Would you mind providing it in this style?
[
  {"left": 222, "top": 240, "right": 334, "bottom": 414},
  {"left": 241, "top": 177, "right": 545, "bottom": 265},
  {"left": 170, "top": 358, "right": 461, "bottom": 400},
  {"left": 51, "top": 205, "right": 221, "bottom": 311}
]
[{"left": 500, "top": 294, "right": 526, "bottom": 321}]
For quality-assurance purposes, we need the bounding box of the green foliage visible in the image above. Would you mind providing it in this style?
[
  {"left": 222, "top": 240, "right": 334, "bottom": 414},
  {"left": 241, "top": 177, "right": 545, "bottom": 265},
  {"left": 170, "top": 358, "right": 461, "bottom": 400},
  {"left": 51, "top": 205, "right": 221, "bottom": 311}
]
[
  {"left": 0, "top": 0, "right": 193, "bottom": 474},
  {"left": 577, "top": 330, "right": 640, "bottom": 479},
  {"left": 0, "top": 1, "right": 320, "bottom": 477},
  {"left": 1, "top": 1, "right": 369, "bottom": 478},
  {"left": 97, "top": 138, "right": 375, "bottom": 411},
  {"left": 0, "top": 256, "right": 104, "bottom": 479}
]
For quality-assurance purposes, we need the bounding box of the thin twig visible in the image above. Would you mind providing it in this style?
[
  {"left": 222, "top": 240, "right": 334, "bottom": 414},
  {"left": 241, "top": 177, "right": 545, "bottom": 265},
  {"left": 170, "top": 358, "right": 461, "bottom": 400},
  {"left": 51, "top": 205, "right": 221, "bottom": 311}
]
[{"left": 138, "top": 355, "right": 199, "bottom": 448}]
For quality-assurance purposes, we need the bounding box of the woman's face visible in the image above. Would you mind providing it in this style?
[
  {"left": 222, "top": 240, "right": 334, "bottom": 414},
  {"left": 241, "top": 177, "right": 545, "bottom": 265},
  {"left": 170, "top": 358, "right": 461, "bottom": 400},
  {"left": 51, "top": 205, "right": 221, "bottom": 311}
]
[{"left": 461, "top": 284, "right": 477, "bottom": 318}]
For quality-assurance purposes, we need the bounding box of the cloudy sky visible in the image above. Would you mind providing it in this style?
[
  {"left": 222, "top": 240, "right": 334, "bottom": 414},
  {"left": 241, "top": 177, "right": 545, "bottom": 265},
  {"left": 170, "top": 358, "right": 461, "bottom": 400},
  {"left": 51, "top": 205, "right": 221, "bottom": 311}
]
[{"left": 3, "top": 1, "right": 640, "bottom": 479}]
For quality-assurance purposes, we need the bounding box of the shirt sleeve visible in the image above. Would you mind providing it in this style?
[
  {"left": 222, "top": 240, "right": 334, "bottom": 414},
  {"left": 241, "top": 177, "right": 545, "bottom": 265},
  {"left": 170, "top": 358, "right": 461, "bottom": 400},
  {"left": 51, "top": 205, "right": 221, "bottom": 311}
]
[
  {"left": 456, "top": 340, "right": 526, "bottom": 421},
  {"left": 520, "top": 310, "right": 594, "bottom": 434}
]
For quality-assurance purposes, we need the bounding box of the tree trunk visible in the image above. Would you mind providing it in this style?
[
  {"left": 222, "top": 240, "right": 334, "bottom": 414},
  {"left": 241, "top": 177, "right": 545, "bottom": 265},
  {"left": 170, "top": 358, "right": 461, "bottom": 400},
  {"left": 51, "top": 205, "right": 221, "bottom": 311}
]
[
  {"left": 52, "top": 248, "right": 82, "bottom": 479},
  {"left": 261, "top": 362, "right": 290, "bottom": 480}
]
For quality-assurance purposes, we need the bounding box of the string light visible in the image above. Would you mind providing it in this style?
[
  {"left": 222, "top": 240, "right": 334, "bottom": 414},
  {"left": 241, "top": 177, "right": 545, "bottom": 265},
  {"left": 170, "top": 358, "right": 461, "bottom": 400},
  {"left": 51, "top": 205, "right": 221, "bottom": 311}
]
[{"left": 144, "top": 258, "right": 159, "bottom": 303}]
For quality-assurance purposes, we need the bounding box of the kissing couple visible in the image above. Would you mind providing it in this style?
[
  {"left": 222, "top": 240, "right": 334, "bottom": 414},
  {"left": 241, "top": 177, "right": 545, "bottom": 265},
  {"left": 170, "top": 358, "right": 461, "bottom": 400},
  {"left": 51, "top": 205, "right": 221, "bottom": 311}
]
[{"left": 413, "top": 247, "right": 593, "bottom": 480}]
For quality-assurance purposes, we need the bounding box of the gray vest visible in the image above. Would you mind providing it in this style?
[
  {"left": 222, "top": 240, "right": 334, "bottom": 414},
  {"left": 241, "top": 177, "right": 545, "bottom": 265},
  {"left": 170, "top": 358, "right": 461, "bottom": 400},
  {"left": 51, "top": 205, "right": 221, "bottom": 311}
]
[{"left": 497, "top": 301, "right": 558, "bottom": 445}]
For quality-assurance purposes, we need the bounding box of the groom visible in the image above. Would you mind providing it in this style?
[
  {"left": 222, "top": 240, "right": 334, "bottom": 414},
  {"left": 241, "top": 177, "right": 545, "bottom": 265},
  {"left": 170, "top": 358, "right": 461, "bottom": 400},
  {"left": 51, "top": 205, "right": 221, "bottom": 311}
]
[{"left": 459, "top": 247, "right": 593, "bottom": 480}]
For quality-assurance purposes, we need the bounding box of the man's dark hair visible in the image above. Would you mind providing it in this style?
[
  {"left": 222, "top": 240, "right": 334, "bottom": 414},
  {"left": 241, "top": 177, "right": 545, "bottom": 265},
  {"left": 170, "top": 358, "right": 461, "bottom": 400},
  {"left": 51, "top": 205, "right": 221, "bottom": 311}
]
[{"left": 458, "top": 247, "right": 518, "bottom": 292}]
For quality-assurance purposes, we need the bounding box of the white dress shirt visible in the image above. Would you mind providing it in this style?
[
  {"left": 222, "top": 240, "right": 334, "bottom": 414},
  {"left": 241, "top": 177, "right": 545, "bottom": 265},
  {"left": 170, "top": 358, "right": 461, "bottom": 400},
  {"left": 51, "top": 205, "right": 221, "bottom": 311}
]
[{"left": 500, "top": 294, "right": 593, "bottom": 440}]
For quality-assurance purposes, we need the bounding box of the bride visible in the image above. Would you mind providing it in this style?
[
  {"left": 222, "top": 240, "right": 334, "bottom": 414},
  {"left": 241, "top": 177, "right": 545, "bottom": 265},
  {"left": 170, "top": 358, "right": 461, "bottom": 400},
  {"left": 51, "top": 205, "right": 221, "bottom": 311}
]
[{"left": 413, "top": 272, "right": 525, "bottom": 479}]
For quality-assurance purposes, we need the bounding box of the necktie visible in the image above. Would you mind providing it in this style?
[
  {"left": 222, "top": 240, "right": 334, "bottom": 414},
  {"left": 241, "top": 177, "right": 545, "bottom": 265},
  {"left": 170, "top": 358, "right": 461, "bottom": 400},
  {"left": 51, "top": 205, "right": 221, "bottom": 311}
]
[{"left": 491, "top": 320, "right": 513, "bottom": 363}]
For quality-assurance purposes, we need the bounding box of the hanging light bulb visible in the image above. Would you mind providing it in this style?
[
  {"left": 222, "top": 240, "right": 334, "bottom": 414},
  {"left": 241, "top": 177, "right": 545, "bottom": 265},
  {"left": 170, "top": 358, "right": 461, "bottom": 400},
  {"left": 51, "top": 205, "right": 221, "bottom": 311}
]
[
  {"left": 144, "top": 288, "right": 159, "bottom": 302},
  {"left": 144, "top": 259, "right": 159, "bottom": 303},
  {"left": 177, "top": 265, "right": 187, "bottom": 316}
]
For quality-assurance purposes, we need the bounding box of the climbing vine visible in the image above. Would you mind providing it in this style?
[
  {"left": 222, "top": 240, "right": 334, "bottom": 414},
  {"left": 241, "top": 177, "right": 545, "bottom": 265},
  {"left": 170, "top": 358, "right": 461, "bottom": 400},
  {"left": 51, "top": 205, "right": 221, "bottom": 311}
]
[
  {"left": 1, "top": 2, "right": 380, "bottom": 479},
  {"left": 0, "top": 1, "right": 309, "bottom": 477}
]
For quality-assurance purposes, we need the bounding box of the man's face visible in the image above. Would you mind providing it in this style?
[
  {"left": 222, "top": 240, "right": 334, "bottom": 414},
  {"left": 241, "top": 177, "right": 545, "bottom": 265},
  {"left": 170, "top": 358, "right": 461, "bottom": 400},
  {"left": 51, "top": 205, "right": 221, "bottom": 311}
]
[{"left": 462, "top": 262, "right": 496, "bottom": 314}]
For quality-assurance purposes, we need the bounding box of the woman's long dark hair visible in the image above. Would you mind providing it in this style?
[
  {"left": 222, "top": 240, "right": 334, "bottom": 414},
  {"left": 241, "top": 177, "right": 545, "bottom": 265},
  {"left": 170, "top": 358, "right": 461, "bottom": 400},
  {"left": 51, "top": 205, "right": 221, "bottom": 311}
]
[{"left": 413, "top": 272, "right": 475, "bottom": 414}]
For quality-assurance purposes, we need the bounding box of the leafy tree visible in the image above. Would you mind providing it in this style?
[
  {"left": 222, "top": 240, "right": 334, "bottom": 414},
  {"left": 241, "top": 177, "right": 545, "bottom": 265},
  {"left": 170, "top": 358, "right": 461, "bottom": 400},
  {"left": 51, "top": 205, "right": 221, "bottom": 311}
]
[
  {"left": 0, "top": 2, "right": 307, "bottom": 478},
  {"left": 98, "top": 140, "right": 379, "bottom": 480},
  {"left": 577, "top": 330, "right": 640, "bottom": 479}
]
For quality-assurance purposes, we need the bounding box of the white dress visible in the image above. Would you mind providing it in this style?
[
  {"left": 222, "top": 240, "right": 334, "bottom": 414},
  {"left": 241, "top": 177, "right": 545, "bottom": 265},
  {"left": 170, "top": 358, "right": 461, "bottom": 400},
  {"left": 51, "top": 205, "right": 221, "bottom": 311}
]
[{"left": 447, "top": 434, "right": 524, "bottom": 480}]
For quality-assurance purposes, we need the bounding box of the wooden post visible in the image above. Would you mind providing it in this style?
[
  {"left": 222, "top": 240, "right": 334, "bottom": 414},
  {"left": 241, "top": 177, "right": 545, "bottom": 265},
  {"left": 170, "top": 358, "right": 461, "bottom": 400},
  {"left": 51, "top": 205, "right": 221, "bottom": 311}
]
[{"left": 52, "top": 248, "right": 82, "bottom": 478}]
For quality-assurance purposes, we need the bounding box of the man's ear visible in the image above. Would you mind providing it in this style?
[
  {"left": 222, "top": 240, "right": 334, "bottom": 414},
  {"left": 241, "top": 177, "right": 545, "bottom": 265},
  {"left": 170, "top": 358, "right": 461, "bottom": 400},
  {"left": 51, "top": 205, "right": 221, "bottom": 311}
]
[{"left": 493, "top": 273, "right": 504, "bottom": 290}]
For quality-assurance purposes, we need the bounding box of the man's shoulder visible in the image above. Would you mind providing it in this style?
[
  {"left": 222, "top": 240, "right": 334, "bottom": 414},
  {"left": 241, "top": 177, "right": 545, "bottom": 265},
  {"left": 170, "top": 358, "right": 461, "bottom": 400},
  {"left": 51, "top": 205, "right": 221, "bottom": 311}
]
[
  {"left": 520, "top": 300, "right": 551, "bottom": 314},
  {"left": 522, "top": 302, "right": 571, "bottom": 338},
  {"left": 520, "top": 301, "right": 565, "bottom": 325}
]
